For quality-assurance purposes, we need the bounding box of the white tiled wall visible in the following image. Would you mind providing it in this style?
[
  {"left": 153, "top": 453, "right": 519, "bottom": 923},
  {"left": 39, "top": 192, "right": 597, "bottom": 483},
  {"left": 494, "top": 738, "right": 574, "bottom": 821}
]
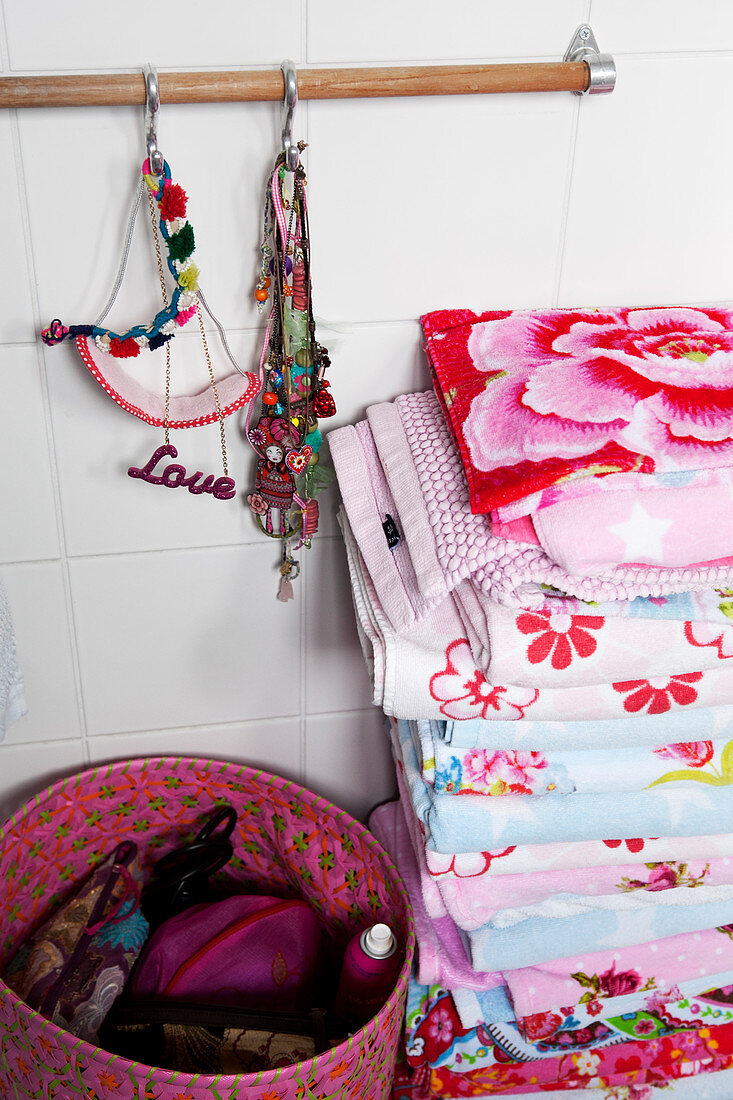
[{"left": 2, "top": 1, "right": 733, "bottom": 825}]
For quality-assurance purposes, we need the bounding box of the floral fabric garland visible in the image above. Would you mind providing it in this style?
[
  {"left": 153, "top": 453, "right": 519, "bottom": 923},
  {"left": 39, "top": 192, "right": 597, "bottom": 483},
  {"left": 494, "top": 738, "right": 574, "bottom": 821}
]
[{"left": 41, "top": 158, "right": 198, "bottom": 357}]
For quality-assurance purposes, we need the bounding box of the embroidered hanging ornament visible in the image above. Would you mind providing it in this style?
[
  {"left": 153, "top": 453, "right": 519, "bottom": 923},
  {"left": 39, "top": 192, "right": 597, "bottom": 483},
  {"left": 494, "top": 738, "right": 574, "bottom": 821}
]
[
  {"left": 41, "top": 156, "right": 259, "bottom": 499},
  {"left": 246, "top": 148, "right": 336, "bottom": 597}
]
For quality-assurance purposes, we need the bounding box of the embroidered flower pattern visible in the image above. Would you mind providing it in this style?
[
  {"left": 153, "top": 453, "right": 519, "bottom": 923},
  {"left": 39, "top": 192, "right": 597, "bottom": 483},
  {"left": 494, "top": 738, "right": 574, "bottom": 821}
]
[
  {"left": 653, "top": 741, "right": 714, "bottom": 768},
  {"left": 458, "top": 747, "right": 548, "bottom": 795},
  {"left": 515, "top": 609, "right": 604, "bottom": 670},
  {"left": 425, "top": 1002, "right": 455, "bottom": 1044},
  {"left": 463, "top": 306, "right": 733, "bottom": 475},
  {"left": 603, "top": 837, "right": 649, "bottom": 853},
  {"left": 427, "top": 848, "right": 516, "bottom": 878},
  {"left": 618, "top": 860, "right": 710, "bottom": 893},
  {"left": 572, "top": 963, "right": 651, "bottom": 1005},
  {"left": 612, "top": 673, "right": 703, "bottom": 714},
  {"left": 649, "top": 739, "right": 733, "bottom": 788},
  {"left": 411, "top": 994, "right": 466, "bottom": 1065},
  {"left": 429, "top": 639, "right": 539, "bottom": 720},
  {"left": 684, "top": 620, "right": 733, "bottom": 659},
  {"left": 521, "top": 1010, "right": 563, "bottom": 1043},
  {"left": 572, "top": 1050, "right": 601, "bottom": 1076},
  {"left": 434, "top": 757, "right": 463, "bottom": 793}
]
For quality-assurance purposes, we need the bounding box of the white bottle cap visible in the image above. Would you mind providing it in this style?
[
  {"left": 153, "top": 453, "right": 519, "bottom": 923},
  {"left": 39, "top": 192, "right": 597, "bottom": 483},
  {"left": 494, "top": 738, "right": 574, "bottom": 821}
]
[{"left": 362, "top": 923, "right": 396, "bottom": 958}]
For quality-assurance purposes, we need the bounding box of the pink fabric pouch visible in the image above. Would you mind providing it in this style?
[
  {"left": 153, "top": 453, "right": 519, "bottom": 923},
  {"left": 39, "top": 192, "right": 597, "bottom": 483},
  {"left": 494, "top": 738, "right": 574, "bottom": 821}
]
[{"left": 129, "top": 893, "right": 322, "bottom": 1012}]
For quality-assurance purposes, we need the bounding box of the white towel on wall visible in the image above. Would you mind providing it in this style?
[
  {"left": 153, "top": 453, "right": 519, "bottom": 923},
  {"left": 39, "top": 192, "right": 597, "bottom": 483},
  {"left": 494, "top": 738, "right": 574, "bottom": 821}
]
[{"left": 0, "top": 575, "right": 26, "bottom": 738}]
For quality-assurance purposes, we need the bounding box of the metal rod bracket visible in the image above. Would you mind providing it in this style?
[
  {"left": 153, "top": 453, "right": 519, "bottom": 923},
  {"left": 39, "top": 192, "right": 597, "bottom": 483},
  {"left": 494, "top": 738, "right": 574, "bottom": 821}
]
[{"left": 563, "top": 24, "right": 616, "bottom": 95}]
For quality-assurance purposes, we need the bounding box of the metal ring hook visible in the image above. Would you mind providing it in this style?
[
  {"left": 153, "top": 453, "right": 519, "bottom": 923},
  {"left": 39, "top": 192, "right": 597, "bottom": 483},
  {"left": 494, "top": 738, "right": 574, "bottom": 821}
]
[
  {"left": 280, "top": 60, "right": 299, "bottom": 172},
  {"left": 143, "top": 63, "right": 164, "bottom": 175}
]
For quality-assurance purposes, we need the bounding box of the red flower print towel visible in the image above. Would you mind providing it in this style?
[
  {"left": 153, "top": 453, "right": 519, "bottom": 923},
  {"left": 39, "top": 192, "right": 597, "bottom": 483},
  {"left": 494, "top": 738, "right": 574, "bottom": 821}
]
[{"left": 421, "top": 305, "right": 733, "bottom": 514}]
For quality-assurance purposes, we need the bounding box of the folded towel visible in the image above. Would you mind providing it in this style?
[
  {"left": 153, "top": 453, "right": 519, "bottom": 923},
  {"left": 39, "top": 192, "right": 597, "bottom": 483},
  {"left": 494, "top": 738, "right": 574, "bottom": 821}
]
[
  {"left": 367, "top": 799, "right": 502, "bottom": 992},
  {"left": 442, "top": 707, "right": 733, "bottom": 751},
  {"left": 467, "top": 884, "right": 733, "bottom": 973},
  {"left": 367, "top": 400, "right": 450, "bottom": 606},
  {"left": 397, "top": 388, "right": 733, "bottom": 606},
  {"left": 407, "top": 980, "right": 677, "bottom": 1070},
  {"left": 338, "top": 510, "right": 473, "bottom": 718},
  {"left": 416, "top": 719, "right": 733, "bottom": 799},
  {"left": 340, "top": 505, "right": 733, "bottom": 723},
  {"left": 505, "top": 926, "right": 733, "bottom": 1021},
  {"left": 461, "top": 591, "right": 733, "bottom": 689},
  {"left": 426, "top": 826, "right": 733, "bottom": 879},
  {"left": 0, "top": 576, "right": 25, "bottom": 740},
  {"left": 424, "top": 1068, "right": 733, "bottom": 1099},
  {"left": 442, "top": 979, "right": 733, "bottom": 1068},
  {"left": 421, "top": 305, "right": 733, "bottom": 513},
  {"left": 403, "top": 976, "right": 733, "bottom": 1095},
  {"left": 394, "top": 717, "right": 733, "bottom": 852},
  {"left": 533, "top": 483, "right": 733, "bottom": 576},
  {"left": 493, "top": 463, "right": 733, "bottom": 523},
  {"left": 394, "top": 774, "right": 733, "bottom": 935},
  {"left": 456, "top": 968, "right": 733, "bottom": 1042},
  {"left": 332, "top": 414, "right": 733, "bottom": 721},
  {"left": 427, "top": 1028, "right": 733, "bottom": 1096},
  {"left": 535, "top": 586, "right": 733, "bottom": 625}
]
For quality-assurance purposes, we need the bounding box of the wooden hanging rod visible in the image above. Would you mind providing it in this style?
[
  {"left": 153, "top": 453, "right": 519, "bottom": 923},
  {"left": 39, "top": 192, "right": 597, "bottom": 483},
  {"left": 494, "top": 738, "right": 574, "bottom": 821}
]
[{"left": 0, "top": 62, "right": 591, "bottom": 109}]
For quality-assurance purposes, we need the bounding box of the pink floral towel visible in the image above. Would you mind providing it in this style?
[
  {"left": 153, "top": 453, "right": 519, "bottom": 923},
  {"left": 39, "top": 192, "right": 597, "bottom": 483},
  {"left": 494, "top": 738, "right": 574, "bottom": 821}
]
[
  {"left": 506, "top": 923, "right": 733, "bottom": 1021},
  {"left": 421, "top": 305, "right": 733, "bottom": 514}
]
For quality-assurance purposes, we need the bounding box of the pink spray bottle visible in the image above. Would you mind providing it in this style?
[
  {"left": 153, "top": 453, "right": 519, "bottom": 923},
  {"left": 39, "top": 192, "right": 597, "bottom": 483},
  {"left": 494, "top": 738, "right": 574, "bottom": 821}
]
[{"left": 334, "top": 922, "right": 401, "bottom": 1023}]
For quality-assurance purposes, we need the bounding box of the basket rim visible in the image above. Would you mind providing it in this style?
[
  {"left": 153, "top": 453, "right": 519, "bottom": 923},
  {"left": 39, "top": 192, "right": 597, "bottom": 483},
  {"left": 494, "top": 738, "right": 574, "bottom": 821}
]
[{"left": 0, "top": 754, "right": 416, "bottom": 1092}]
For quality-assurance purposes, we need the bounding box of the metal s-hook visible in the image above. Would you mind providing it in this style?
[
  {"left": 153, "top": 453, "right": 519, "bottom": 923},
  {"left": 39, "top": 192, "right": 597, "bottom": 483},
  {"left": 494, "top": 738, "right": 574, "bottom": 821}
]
[
  {"left": 280, "top": 60, "right": 299, "bottom": 172},
  {"left": 143, "top": 63, "right": 164, "bottom": 174}
]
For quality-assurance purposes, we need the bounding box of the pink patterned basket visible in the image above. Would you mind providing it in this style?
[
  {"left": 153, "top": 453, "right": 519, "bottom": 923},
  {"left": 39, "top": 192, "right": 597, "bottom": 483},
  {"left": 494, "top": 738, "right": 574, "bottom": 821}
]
[{"left": 0, "top": 756, "right": 415, "bottom": 1100}]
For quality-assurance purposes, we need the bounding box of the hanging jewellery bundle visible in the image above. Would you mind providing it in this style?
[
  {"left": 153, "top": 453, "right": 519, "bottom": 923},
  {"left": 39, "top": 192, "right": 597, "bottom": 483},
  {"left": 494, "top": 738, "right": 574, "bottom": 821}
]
[
  {"left": 246, "top": 63, "right": 336, "bottom": 601},
  {"left": 41, "top": 67, "right": 258, "bottom": 497}
]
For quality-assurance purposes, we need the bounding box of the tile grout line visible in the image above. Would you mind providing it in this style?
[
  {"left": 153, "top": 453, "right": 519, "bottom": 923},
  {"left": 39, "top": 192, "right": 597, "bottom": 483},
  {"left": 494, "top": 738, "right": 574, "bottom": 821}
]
[
  {"left": 548, "top": 0, "right": 592, "bottom": 306},
  {"left": 0, "top": 532, "right": 344, "bottom": 569},
  {"left": 9, "top": 107, "right": 91, "bottom": 763},
  {"left": 0, "top": 1, "right": 10, "bottom": 71},
  {"left": 550, "top": 88, "right": 583, "bottom": 305},
  {"left": 2, "top": 703, "right": 377, "bottom": 750}
]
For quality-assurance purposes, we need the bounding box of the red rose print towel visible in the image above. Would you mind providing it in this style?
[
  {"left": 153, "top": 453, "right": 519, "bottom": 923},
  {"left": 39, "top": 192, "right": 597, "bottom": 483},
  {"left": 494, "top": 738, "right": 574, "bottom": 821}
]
[{"left": 421, "top": 305, "right": 733, "bottom": 514}]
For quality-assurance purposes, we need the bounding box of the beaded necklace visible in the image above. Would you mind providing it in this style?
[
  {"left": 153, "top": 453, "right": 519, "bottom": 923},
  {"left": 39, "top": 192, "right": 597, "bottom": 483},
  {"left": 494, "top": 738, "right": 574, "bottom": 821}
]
[{"left": 246, "top": 149, "right": 336, "bottom": 598}]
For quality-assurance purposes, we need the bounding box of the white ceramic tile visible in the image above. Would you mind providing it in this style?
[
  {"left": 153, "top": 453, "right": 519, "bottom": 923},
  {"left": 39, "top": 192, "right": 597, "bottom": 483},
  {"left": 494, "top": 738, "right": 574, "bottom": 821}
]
[
  {"left": 592, "top": 2, "right": 733, "bottom": 55},
  {"left": 87, "top": 715, "right": 302, "bottom": 785},
  {"left": 46, "top": 331, "right": 271, "bottom": 557},
  {"left": 1, "top": 562, "right": 81, "bottom": 744},
  {"left": 307, "top": 0, "right": 587, "bottom": 63},
  {"left": 0, "top": 740, "right": 85, "bottom": 825},
  {"left": 5, "top": 0, "right": 302, "bottom": 70},
  {"left": 307, "top": 92, "right": 575, "bottom": 323},
  {"left": 559, "top": 57, "right": 733, "bottom": 307},
  {"left": 304, "top": 710, "right": 395, "bottom": 823},
  {"left": 69, "top": 544, "right": 301, "bottom": 735},
  {"left": 19, "top": 101, "right": 279, "bottom": 337},
  {"left": 318, "top": 321, "right": 429, "bottom": 431},
  {"left": 0, "top": 112, "right": 35, "bottom": 343},
  {"left": 0, "top": 346, "right": 59, "bottom": 563},
  {"left": 304, "top": 536, "right": 373, "bottom": 714},
  {"left": 312, "top": 320, "right": 429, "bottom": 537}
]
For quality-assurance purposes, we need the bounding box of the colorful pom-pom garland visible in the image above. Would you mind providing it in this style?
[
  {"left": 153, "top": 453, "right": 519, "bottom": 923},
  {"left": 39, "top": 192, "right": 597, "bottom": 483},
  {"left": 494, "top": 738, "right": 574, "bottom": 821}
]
[{"left": 40, "top": 159, "right": 198, "bottom": 358}]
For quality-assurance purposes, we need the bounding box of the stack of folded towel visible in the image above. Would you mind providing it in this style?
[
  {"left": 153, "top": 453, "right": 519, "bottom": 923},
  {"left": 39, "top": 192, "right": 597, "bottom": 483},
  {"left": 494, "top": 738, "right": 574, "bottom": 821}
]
[{"left": 329, "top": 305, "right": 733, "bottom": 1098}]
